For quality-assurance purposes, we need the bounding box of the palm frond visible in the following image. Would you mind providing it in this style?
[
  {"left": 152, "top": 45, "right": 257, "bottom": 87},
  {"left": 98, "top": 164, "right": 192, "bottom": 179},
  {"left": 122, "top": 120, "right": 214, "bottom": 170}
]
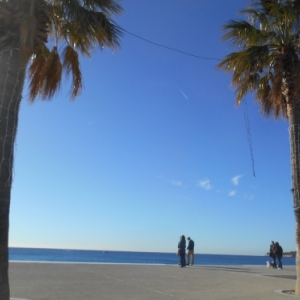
[
  {"left": 29, "top": 46, "right": 62, "bottom": 100},
  {"left": 93, "top": 11, "right": 122, "bottom": 46},
  {"left": 25, "top": 0, "right": 123, "bottom": 101},
  {"left": 81, "top": 0, "right": 123, "bottom": 16},
  {"left": 218, "top": 45, "right": 270, "bottom": 78},
  {"left": 29, "top": 54, "right": 47, "bottom": 101},
  {"left": 240, "top": 7, "right": 269, "bottom": 30},
  {"left": 50, "top": 4, "right": 122, "bottom": 57},
  {"left": 62, "top": 45, "right": 82, "bottom": 99},
  {"left": 234, "top": 72, "right": 260, "bottom": 103},
  {"left": 29, "top": 44, "right": 50, "bottom": 101},
  {"left": 253, "top": 73, "right": 287, "bottom": 119},
  {"left": 270, "top": 55, "right": 284, "bottom": 101},
  {"left": 222, "top": 20, "right": 265, "bottom": 47},
  {"left": 259, "top": 0, "right": 284, "bottom": 16},
  {"left": 41, "top": 47, "right": 62, "bottom": 99},
  {"left": 256, "top": 74, "right": 270, "bottom": 100}
]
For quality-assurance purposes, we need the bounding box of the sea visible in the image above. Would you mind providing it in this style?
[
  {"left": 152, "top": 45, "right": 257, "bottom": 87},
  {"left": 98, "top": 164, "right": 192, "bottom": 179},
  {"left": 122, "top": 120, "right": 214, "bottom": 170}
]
[{"left": 8, "top": 247, "right": 296, "bottom": 266}]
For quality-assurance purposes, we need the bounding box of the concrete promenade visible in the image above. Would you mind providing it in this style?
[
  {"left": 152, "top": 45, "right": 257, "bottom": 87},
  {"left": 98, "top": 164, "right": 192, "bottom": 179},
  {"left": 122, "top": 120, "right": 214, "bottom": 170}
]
[{"left": 9, "top": 262, "right": 298, "bottom": 300}]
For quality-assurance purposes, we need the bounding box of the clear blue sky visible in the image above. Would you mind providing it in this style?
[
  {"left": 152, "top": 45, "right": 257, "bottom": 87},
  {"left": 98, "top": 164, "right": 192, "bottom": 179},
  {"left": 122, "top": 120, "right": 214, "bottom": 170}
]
[{"left": 9, "top": 0, "right": 295, "bottom": 255}]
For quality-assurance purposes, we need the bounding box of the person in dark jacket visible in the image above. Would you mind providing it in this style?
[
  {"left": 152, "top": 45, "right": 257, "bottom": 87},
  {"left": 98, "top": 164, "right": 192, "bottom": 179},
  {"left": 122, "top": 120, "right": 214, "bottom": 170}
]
[
  {"left": 269, "top": 241, "right": 276, "bottom": 268},
  {"left": 274, "top": 242, "right": 283, "bottom": 269},
  {"left": 187, "top": 237, "right": 195, "bottom": 265},
  {"left": 178, "top": 235, "right": 186, "bottom": 267}
]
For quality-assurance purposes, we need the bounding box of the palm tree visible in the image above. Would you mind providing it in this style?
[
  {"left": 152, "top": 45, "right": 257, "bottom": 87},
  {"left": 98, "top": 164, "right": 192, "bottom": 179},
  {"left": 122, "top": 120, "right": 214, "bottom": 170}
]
[
  {"left": 0, "top": 0, "right": 122, "bottom": 298},
  {"left": 218, "top": 0, "right": 300, "bottom": 294}
]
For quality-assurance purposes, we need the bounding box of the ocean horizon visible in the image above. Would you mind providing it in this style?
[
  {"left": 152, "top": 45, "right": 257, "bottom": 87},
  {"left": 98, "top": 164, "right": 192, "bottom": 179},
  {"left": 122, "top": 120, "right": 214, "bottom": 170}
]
[{"left": 8, "top": 247, "right": 296, "bottom": 266}]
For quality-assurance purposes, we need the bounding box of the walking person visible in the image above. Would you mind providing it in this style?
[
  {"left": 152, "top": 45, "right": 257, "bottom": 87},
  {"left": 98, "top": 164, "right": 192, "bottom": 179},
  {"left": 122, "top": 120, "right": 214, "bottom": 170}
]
[
  {"left": 177, "top": 236, "right": 181, "bottom": 265},
  {"left": 178, "top": 235, "right": 186, "bottom": 267},
  {"left": 187, "top": 237, "right": 195, "bottom": 266},
  {"left": 269, "top": 241, "right": 277, "bottom": 268},
  {"left": 274, "top": 242, "right": 283, "bottom": 269}
]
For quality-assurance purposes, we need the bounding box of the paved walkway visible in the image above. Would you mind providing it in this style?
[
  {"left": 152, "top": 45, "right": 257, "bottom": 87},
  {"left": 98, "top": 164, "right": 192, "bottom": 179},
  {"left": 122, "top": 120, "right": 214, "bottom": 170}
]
[{"left": 9, "top": 262, "right": 298, "bottom": 300}]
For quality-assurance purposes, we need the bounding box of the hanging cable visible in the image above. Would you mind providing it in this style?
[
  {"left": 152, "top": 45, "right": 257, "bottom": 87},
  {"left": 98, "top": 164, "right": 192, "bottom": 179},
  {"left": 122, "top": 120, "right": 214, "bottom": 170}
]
[
  {"left": 243, "top": 99, "right": 256, "bottom": 177},
  {"left": 123, "top": 29, "right": 221, "bottom": 61}
]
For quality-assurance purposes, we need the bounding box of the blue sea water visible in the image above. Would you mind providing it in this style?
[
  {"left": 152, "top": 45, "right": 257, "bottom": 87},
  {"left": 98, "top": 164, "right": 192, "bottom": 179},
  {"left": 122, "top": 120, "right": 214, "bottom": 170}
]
[{"left": 8, "top": 247, "right": 296, "bottom": 266}]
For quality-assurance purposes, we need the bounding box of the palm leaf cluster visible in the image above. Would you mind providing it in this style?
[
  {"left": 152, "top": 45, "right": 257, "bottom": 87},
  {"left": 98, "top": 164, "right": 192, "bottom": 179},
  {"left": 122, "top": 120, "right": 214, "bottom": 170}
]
[
  {"left": 218, "top": 0, "right": 300, "bottom": 119},
  {"left": 0, "top": 0, "right": 123, "bottom": 100}
]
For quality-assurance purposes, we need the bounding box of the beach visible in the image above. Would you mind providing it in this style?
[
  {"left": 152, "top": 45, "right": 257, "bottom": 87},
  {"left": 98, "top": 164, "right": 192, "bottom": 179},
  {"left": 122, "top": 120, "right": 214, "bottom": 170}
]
[{"left": 9, "top": 262, "right": 297, "bottom": 300}]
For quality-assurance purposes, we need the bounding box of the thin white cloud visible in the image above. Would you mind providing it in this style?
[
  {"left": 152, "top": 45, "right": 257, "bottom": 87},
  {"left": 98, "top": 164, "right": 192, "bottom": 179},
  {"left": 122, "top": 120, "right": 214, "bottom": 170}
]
[
  {"left": 171, "top": 180, "right": 183, "bottom": 187},
  {"left": 197, "top": 179, "right": 212, "bottom": 190},
  {"left": 176, "top": 84, "right": 189, "bottom": 99},
  {"left": 231, "top": 175, "right": 243, "bottom": 186},
  {"left": 228, "top": 190, "right": 236, "bottom": 197}
]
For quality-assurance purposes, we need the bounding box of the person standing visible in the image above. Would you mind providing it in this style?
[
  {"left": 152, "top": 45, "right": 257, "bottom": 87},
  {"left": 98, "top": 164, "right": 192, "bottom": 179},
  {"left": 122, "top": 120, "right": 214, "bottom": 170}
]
[
  {"left": 274, "top": 242, "right": 283, "bottom": 269},
  {"left": 269, "top": 241, "right": 276, "bottom": 268},
  {"left": 178, "top": 235, "right": 186, "bottom": 267},
  {"left": 187, "top": 237, "right": 195, "bottom": 265}
]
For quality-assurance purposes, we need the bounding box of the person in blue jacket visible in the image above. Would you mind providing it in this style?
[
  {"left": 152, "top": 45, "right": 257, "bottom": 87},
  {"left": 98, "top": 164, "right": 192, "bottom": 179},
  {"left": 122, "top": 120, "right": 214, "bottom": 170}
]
[{"left": 178, "top": 235, "right": 186, "bottom": 267}]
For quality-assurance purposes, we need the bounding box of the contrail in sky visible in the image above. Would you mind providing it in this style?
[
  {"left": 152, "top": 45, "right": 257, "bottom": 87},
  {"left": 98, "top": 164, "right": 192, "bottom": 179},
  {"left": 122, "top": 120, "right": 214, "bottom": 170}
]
[{"left": 176, "top": 84, "right": 189, "bottom": 99}]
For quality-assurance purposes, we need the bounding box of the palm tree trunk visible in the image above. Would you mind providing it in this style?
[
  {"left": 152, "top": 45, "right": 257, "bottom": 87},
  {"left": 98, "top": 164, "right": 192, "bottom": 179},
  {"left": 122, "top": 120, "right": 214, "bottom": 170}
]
[
  {"left": 287, "top": 102, "right": 300, "bottom": 295},
  {"left": 296, "top": 221, "right": 300, "bottom": 295},
  {"left": 0, "top": 48, "right": 26, "bottom": 300}
]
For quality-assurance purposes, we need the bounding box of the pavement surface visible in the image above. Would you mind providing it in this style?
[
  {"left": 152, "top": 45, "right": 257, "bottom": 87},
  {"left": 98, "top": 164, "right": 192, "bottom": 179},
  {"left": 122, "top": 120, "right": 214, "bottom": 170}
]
[{"left": 9, "top": 262, "right": 298, "bottom": 300}]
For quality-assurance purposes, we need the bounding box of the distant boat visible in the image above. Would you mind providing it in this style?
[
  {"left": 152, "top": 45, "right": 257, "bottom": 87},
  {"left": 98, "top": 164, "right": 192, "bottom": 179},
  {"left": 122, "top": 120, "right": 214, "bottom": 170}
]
[{"left": 103, "top": 250, "right": 109, "bottom": 253}]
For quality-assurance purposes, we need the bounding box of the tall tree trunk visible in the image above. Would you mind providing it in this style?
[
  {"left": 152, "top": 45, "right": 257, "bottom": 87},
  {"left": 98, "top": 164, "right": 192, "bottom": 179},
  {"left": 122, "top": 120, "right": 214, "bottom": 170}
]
[
  {"left": 288, "top": 102, "right": 300, "bottom": 295},
  {"left": 0, "top": 48, "right": 26, "bottom": 300}
]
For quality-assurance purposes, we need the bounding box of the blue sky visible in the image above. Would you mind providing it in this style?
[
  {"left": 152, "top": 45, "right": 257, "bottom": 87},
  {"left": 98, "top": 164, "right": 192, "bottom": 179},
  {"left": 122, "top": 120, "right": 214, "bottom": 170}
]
[{"left": 9, "top": 0, "right": 295, "bottom": 255}]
